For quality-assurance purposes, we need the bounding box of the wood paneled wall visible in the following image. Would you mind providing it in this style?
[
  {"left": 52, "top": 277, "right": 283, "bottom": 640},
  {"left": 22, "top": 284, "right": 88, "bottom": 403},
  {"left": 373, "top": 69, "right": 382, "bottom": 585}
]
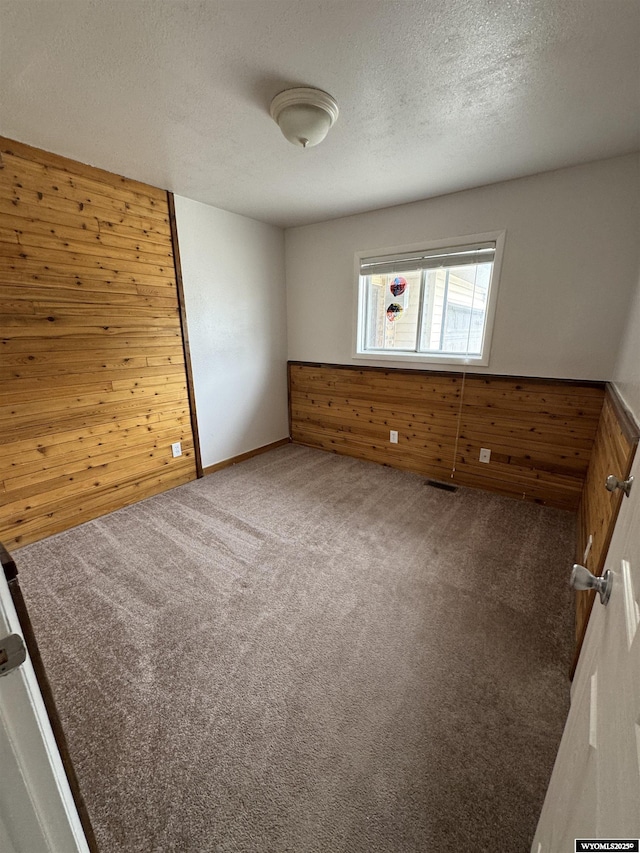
[
  {"left": 0, "top": 138, "right": 197, "bottom": 549},
  {"left": 289, "top": 362, "right": 605, "bottom": 511},
  {"left": 574, "top": 386, "right": 639, "bottom": 655},
  {"left": 454, "top": 376, "right": 604, "bottom": 508}
]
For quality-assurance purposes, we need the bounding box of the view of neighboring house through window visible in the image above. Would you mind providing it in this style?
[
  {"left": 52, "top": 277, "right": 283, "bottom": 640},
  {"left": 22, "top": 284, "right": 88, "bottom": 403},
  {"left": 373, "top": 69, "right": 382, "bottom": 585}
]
[{"left": 356, "top": 238, "right": 502, "bottom": 364}]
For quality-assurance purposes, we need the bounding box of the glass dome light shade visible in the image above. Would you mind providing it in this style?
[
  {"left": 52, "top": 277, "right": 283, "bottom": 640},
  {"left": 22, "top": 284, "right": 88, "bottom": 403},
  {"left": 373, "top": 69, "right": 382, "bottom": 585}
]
[
  {"left": 270, "top": 87, "right": 339, "bottom": 148},
  {"left": 276, "top": 104, "right": 332, "bottom": 148}
]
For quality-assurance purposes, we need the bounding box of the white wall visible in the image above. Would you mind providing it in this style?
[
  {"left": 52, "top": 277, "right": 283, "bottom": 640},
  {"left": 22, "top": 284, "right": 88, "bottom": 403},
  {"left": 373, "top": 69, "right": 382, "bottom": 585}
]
[
  {"left": 174, "top": 196, "right": 289, "bottom": 469},
  {"left": 613, "top": 261, "right": 640, "bottom": 420},
  {"left": 285, "top": 154, "right": 640, "bottom": 380}
]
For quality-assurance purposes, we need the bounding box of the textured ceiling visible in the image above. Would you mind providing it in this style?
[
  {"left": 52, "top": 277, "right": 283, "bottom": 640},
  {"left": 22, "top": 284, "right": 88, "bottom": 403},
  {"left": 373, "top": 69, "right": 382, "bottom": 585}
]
[{"left": 1, "top": 0, "right": 639, "bottom": 227}]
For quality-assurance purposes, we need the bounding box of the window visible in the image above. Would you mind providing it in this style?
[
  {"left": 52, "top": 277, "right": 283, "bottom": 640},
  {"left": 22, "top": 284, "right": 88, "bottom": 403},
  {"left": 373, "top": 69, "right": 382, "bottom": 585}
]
[{"left": 355, "top": 233, "right": 504, "bottom": 366}]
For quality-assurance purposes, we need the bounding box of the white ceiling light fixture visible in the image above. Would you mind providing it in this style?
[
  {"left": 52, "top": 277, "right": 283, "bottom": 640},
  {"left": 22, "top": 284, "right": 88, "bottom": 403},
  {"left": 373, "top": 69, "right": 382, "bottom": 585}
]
[{"left": 270, "top": 87, "right": 339, "bottom": 148}]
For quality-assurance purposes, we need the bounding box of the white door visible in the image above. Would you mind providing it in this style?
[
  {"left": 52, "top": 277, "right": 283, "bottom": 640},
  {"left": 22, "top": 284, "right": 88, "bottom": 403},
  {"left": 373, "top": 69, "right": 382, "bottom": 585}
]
[
  {"left": 0, "top": 566, "right": 89, "bottom": 853},
  {"left": 533, "top": 448, "right": 640, "bottom": 850}
]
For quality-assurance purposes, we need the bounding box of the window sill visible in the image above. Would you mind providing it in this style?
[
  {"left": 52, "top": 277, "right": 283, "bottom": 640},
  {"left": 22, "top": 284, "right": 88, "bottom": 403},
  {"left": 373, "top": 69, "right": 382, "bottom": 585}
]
[{"left": 353, "top": 351, "right": 489, "bottom": 367}]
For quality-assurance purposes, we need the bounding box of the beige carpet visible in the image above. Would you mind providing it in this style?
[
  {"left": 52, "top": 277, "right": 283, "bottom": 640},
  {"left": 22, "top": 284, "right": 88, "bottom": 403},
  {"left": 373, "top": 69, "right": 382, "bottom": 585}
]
[{"left": 16, "top": 445, "right": 574, "bottom": 852}]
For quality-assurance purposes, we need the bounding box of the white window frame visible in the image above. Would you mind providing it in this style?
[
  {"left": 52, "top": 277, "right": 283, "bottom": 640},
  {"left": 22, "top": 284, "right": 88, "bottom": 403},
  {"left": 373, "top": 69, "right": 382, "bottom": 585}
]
[{"left": 353, "top": 230, "right": 506, "bottom": 367}]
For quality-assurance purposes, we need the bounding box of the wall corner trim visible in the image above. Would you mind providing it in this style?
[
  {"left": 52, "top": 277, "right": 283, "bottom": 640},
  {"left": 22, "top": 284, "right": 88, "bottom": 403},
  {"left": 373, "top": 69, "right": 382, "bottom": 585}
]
[{"left": 167, "top": 191, "right": 204, "bottom": 478}]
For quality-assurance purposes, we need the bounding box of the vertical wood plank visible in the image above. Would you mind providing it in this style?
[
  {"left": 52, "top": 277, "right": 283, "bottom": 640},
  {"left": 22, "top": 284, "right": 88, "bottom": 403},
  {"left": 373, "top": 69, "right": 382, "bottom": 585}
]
[{"left": 167, "top": 192, "right": 203, "bottom": 478}]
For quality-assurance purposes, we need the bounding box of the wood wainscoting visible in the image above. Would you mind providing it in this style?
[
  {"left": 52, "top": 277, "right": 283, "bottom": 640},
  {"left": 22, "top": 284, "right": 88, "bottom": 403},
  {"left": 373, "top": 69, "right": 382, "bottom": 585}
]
[
  {"left": 289, "top": 362, "right": 605, "bottom": 511},
  {"left": 572, "top": 386, "right": 639, "bottom": 669},
  {"left": 0, "top": 138, "right": 198, "bottom": 549}
]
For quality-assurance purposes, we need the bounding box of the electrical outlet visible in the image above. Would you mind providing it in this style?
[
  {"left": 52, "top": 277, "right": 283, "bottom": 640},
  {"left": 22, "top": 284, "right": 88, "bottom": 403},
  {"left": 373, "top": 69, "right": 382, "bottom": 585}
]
[
  {"left": 479, "top": 447, "right": 491, "bottom": 464},
  {"left": 171, "top": 441, "right": 182, "bottom": 458},
  {"left": 390, "top": 430, "right": 398, "bottom": 444}
]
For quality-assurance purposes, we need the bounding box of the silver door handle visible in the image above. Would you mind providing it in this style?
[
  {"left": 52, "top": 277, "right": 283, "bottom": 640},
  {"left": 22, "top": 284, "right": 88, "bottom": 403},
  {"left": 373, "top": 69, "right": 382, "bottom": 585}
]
[
  {"left": 0, "top": 633, "right": 27, "bottom": 677},
  {"left": 605, "top": 474, "right": 634, "bottom": 497},
  {"left": 571, "top": 564, "right": 612, "bottom": 606}
]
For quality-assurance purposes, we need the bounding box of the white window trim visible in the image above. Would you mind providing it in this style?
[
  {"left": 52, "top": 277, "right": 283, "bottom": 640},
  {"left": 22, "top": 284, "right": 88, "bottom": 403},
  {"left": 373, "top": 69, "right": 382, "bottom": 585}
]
[{"left": 352, "top": 230, "right": 506, "bottom": 367}]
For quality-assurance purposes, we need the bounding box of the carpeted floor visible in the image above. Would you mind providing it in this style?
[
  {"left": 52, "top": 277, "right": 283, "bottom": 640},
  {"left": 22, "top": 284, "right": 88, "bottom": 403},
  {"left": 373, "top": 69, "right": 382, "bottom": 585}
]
[{"left": 15, "top": 445, "right": 575, "bottom": 852}]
